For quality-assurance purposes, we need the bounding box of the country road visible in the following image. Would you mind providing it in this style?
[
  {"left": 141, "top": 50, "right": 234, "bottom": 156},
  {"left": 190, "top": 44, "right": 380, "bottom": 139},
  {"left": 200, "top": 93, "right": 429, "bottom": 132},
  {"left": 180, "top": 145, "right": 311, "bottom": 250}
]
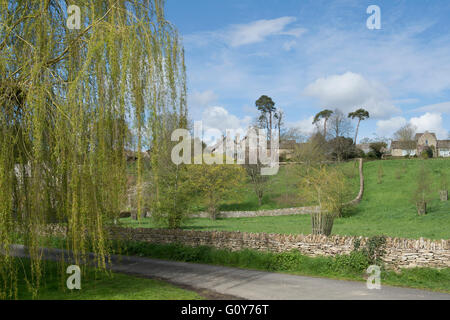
[{"left": 10, "top": 245, "right": 450, "bottom": 300}]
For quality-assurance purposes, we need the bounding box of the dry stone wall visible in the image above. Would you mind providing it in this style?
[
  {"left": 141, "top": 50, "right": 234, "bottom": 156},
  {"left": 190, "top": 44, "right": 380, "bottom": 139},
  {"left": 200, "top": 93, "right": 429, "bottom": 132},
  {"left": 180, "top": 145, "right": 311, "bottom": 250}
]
[
  {"left": 111, "top": 227, "right": 449, "bottom": 270},
  {"left": 192, "top": 206, "right": 319, "bottom": 218}
]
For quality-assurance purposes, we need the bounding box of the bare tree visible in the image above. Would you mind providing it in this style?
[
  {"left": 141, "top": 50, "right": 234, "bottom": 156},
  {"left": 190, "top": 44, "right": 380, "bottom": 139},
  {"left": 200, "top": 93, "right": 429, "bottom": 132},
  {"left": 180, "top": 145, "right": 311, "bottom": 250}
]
[
  {"left": 281, "top": 127, "right": 307, "bottom": 143},
  {"left": 293, "top": 132, "right": 328, "bottom": 165},
  {"left": 326, "top": 110, "right": 354, "bottom": 161},
  {"left": 328, "top": 109, "right": 354, "bottom": 140},
  {"left": 274, "top": 109, "right": 284, "bottom": 140},
  {"left": 394, "top": 123, "right": 416, "bottom": 141},
  {"left": 394, "top": 124, "right": 417, "bottom": 155}
]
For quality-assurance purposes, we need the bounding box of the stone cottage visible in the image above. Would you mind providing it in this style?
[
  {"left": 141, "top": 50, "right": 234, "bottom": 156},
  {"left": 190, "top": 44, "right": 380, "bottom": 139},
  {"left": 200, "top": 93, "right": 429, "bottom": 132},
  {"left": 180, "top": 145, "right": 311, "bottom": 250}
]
[{"left": 391, "top": 131, "right": 450, "bottom": 157}]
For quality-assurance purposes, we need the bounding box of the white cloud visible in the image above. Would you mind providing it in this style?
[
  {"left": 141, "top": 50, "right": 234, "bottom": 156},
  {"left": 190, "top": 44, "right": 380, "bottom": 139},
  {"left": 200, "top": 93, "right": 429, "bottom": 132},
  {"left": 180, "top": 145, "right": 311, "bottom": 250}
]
[
  {"left": 227, "top": 17, "right": 305, "bottom": 47},
  {"left": 282, "top": 40, "right": 297, "bottom": 51},
  {"left": 412, "top": 101, "right": 450, "bottom": 114},
  {"left": 190, "top": 90, "right": 218, "bottom": 108},
  {"left": 410, "top": 112, "right": 448, "bottom": 139},
  {"left": 376, "top": 117, "right": 408, "bottom": 137},
  {"left": 201, "top": 106, "right": 251, "bottom": 144},
  {"left": 304, "top": 72, "right": 399, "bottom": 119},
  {"left": 287, "top": 116, "right": 316, "bottom": 135},
  {"left": 376, "top": 112, "right": 448, "bottom": 139},
  {"left": 393, "top": 98, "right": 420, "bottom": 105}
]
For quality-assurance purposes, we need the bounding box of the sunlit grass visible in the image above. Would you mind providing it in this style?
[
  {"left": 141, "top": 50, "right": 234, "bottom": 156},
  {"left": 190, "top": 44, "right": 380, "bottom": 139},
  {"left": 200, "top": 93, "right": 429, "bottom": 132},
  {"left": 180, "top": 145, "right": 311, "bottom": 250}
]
[
  {"left": 122, "top": 159, "right": 450, "bottom": 239},
  {"left": 15, "top": 258, "right": 202, "bottom": 300}
]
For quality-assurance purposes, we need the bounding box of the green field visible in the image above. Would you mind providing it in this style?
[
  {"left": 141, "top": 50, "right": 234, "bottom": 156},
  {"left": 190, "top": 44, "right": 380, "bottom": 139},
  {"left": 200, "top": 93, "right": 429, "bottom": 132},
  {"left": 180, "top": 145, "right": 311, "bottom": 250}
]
[
  {"left": 123, "top": 159, "right": 450, "bottom": 239},
  {"left": 14, "top": 258, "right": 202, "bottom": 300},
  {"left": 199, "top": 160, "right": 361, "bottom": 211}
]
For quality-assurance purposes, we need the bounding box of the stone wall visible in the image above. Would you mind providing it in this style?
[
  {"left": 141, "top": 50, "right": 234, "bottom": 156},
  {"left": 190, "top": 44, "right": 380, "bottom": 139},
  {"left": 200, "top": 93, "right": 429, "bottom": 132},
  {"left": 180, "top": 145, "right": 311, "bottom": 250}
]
[
  {"left": 192, "top": 206, "right": 319, "bottom": 218},
  {"left": 111, "top": 227, "right": 450, "bottom": 270}
]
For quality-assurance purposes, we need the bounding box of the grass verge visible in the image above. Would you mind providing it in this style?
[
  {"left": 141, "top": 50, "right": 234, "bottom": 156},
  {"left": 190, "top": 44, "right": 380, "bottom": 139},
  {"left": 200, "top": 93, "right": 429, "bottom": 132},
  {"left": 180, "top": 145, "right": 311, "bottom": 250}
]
[{"left": 12, "top": 257, "right": 203, "bottom": 300}]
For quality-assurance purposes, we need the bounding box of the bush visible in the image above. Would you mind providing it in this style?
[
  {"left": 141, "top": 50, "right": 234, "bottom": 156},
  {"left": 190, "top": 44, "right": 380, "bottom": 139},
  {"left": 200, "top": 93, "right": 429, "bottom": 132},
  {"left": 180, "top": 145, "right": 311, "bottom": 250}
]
[
  {"left": 421, "top": 146, "right": 433, "bottom": 159},
  {"left": 367, "top": 151, "right": 377, "bottom": 159},
  {"left": 273, "top": 251, "right": 304, "bottom": 271},
  {"left": 369, "top": 142, "right": 387, "bottom": 159},
  {"left": 353, "top": 235, "right": 387, "bottom": 266},
  {"left": 334, "top": 251, "right": 370, "bottom": 273}
]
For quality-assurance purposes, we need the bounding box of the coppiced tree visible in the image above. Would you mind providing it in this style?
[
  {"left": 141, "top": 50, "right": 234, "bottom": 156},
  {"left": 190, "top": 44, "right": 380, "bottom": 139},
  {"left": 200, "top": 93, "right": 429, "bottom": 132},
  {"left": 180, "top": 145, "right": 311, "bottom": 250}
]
[
  {"left": 300, "top": 166, "right": 351, "bottom": 235},
  {"left": 413, "top": 164, "right": 432, "bottom": 215},
  {"left": 0, "top": 0, "right": 186, "bottom": 299}
]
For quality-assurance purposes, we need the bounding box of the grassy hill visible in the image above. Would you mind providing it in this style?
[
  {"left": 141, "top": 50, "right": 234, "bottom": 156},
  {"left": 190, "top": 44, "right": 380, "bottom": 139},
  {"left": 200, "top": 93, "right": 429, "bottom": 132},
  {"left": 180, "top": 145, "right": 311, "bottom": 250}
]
[{"left": 123, "top": 158, "right": 450, "bottom": 239}]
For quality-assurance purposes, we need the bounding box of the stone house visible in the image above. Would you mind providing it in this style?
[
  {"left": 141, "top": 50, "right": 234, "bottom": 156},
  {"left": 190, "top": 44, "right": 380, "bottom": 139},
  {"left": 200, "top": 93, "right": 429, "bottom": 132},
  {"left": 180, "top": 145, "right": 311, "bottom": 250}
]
[
  {"left": 391, "top": 131, "right": 450, "bottom": 157},
  {"left": 210, "top": 134, "right": 299, "bottom": 162}
]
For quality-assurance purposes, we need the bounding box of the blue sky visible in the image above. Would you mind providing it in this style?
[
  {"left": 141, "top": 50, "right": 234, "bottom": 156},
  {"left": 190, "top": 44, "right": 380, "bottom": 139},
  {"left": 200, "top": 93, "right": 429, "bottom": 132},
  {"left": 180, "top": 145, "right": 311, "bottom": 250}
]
[{"left": 165, "top": 0, "right": 450, "bottom": 142}]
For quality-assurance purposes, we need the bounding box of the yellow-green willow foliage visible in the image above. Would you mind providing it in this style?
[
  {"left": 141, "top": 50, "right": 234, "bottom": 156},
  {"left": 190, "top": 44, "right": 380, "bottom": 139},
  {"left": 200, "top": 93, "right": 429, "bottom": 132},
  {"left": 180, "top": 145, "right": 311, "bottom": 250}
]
[{"left": 0, "top": 0, "right": 187, "bottom": 299}]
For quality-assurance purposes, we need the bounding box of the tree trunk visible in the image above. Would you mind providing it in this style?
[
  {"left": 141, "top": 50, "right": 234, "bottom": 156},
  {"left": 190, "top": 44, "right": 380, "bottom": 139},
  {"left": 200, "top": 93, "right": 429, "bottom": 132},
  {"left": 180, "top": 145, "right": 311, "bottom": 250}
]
[
  {"left": 311, "top": 212, "right": 335, "bottom": 236},
  {"left": 209, "top": 204, "right": 218, "bottom": 220},
  {"left": 416, "top": 201, "right": 427, "bottom": 215},
  {"left": 354, "top": 119, "right": 360, "bottom": 145},
  {"left": 440, "top": 190, "right": 448, "bottom": 201},
  {"left": 269, "top": 111, "right": 273, "bottom": 142}
]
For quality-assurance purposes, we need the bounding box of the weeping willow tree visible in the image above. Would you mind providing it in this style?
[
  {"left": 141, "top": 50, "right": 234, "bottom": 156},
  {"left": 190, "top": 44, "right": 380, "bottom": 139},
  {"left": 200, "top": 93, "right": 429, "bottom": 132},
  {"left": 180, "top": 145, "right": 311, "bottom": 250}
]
[{"left": 0, "top": 0, "right": 187, "bottom": 299}]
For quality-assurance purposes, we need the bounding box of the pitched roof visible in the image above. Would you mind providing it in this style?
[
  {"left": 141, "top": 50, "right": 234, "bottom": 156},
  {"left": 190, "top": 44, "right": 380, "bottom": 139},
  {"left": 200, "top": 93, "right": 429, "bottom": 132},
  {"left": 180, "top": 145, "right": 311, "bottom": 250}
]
[
  {"left": 437, "top": 140, "right": 450, "bottom": 148},
  {"left": 391, "top": 140, "right": 417, "bottom": 150},
  {"left": 415, "top": 132, "right": 437, "bottom": 141}
]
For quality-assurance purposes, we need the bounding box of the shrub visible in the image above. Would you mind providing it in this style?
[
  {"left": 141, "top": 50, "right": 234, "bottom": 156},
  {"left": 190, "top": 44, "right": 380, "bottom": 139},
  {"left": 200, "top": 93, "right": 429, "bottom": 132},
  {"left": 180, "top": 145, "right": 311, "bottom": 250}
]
[
  {"left": 369, "top": 142, "right": 387, "bottom": 159},
  {"left": 353, "top": 235, "right": 387, "bottom": 266},
  {"left": 334, "top": 251, "right": 370, "bottom": 273},
  {"left": 421, "top": 146, "right": 433, "bottom": 159},
  {"left": 186, "top": 155, "right": 246, "bottom": 220},
  {"left": 367, "top": 151, "right": 377, "bottom": 159}
]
